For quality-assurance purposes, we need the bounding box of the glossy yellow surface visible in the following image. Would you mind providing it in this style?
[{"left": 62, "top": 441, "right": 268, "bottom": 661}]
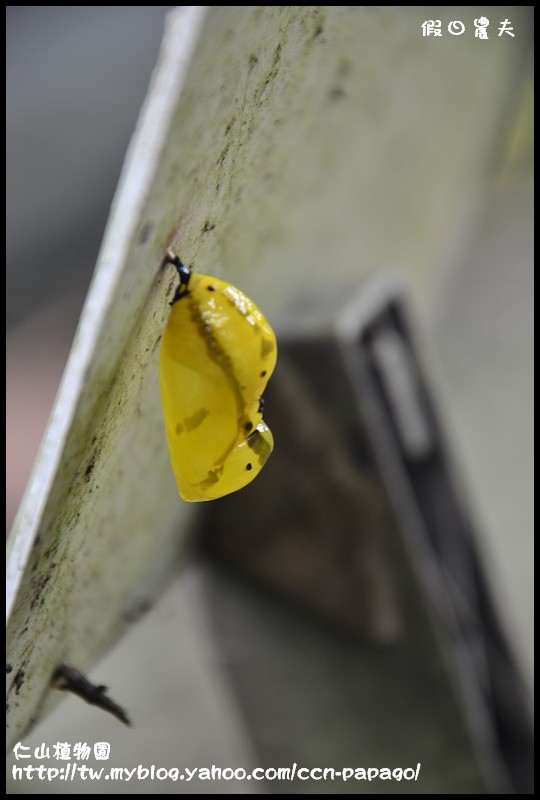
[{"left": 159, "top": 268, "right": 277, "bottom": 501}]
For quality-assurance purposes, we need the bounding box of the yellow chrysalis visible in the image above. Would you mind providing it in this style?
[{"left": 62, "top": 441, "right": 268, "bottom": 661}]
[{"left": 159, "top": 254, "right": 277, "bottom": 502}]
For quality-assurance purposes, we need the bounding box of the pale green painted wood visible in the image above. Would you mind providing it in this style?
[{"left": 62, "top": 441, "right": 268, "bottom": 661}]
[{"left": 6, "top": 7, "right": 208, "bottom": 748}]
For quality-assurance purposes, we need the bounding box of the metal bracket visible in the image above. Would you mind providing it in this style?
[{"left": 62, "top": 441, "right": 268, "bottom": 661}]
[{"left": 335, "top": 275, "right": 533, "bottom": 794}]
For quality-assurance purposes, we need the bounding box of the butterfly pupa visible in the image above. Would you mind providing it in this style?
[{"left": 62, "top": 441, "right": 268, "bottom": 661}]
[{"left": 159, "top": 254, "right": 277, "bottom": 501}]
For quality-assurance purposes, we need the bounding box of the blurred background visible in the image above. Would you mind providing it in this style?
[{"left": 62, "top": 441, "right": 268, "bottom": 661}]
[{"left": 7, "top": 6, "right": 533, "bottom": 794}]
